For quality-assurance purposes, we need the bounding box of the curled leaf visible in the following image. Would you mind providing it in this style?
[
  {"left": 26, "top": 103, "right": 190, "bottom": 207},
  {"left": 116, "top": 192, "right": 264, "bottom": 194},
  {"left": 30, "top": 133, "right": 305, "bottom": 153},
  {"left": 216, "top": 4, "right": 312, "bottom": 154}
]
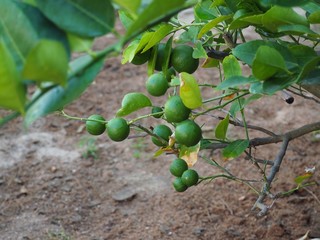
[
  {"left": 116, "top": 92, "right": 152, "bottom": 117},
  {"left": 179, "top": 72, "right": 202, "bottom": 109}
]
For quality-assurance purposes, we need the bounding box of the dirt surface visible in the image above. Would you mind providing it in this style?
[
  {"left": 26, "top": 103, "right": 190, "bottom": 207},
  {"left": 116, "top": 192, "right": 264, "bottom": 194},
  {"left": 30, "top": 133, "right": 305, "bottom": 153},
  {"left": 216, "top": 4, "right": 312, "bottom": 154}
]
[{"left": 1, "top": 34, "right": 320, "bottom": 240}]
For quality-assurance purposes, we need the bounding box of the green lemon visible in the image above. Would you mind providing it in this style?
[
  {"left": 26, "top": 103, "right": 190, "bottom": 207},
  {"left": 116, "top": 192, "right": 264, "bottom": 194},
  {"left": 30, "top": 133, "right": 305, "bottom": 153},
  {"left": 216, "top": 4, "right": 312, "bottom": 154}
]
[
  {"left": 151, "top": 124, "right": 172, "bottom": 147},
  {"left": 175, "top": 120, "right": 202, "bottom": 147},
  {"left": 106, "top": 118, "right": 130, "bottom": 142},
  {"left": 170, "top": 158, "right": 188, "bottom": 177},
  {"left": 86, "top": 114, "right": 106, "bottom": 136},
  {"left": 151, "top": 106, "right": 163, "bottom": 119},
  {"left": 155, "top": 43, "right": 166, "bottom": 71},
  {"left": 181, "top": 169, "right": 199, "bottom": 187},
  {"left": 131, "top": 49, "right": 151, "bottom": 65},
  {"left": 165, "top": 67, "right": 176, "bottom": 82},
  {"left": 146, "top": 72, "right": 168, "bottom": 96},
  {"left": 164, "top": 95, "right": 191, "bottom": 123},
  {"left": 173, "top": 177, "right": 188, "bottom": 192},
  {"left": 170, "top": 45, "right": 199, "bottom": 74}
]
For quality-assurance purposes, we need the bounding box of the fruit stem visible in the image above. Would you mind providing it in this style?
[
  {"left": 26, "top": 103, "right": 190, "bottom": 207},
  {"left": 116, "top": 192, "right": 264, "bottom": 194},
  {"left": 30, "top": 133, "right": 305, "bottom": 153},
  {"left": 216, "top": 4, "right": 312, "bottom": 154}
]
[
  {"left": 237, "top": 96, "right": 250, "bottom": 141},
  {"left": 193, "top": 92, "right": 249, "bottom": 118},
  {"left": 202, "top": 92, "right": 238, "bottom": 104},
  {"left": 128, "top": 111, "right": 164, "bottom": 124},
  {"left": 59, "top": 110, "right": 107, "bottom": 124},
  {"left": 130, "top": 123, "right": 169, "bottom": 146}
]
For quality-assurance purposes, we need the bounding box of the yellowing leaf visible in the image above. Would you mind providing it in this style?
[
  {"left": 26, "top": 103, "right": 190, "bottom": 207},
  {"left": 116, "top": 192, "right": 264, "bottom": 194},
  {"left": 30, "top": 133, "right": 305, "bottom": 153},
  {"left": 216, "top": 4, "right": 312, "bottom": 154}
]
[
  {"left": 179, "top": 72, "right": 202, "bottom": 109},
  {"left": 179, "top": 143, "right": 200, "bottom": 167}
]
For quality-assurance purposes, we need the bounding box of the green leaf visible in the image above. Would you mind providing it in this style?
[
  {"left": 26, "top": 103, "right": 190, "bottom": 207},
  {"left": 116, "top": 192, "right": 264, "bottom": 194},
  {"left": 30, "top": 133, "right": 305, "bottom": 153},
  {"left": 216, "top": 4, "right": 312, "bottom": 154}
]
[
  {"left": 222, "top": 139, "right": 249, "bottom": 159},
  {"left": 175, "top": 26, "right": 200, "bottom": 44},
  {"left": 194, "top": 0, "right": 218, "bottom": 20},
  {"left": 113, "top": 0, "right": 141, "bottom": 16},
  {"left": 67, "top": 33, "right": 93, "bottom": 52},
  {"left": 229, "top": 94, "right": 262, "bottom": 118},
  {"left": 296, "top": 56, "right": 320, "bottom": 83},
  {"left": 308, "top": 10, "right": 320, "bottom": 23},
  {"left": 0, "top": 1, "right": 69, "bottom": 70},
  {"left": 252, "top": 45, "right": 287, "bottom": 80},
  {"left": 162, "top": 36, "right": 173, "bottom": 72},
  {"left": 22, "top": 40, "right": 68, "bottom": 85},
  {"left": 302, "top": 2, "right": 320, "bottom": 14},
  {"left": 36, "top": 0, "right": 115, "bottom": 37},
  {"left": 262, "top": 6, "right": 309, "bottom": 32},
  {"left": 261, "top": 0, "right": 309, "bottom": 7},
  {"left": 121, "top": 40, "right": 139, "bottom": 64},
  {"left": 24, "top": 56, "right": 104, "bottom": 127},
  {"left": 0, "top": 42, "right": 26, "bottom": 113},
  {"left": 135, "top": 32, "right": 154, "bottom": 53},
  {"left": 193, "top": 41, "right": 208, "bottom": 59},
  {"left": 289, "top": 45, "right": 317, "bottom": 66},
  {"left": 142, "top": 24, "right": 173, "bottom": 52},
  {"left": 222, "top": 55, "right": 242, "bottom": 79},
  {"left": 233, "top": 40, "right": 298, "bottom": 70},
  {"left": 179, "top": 73, "right": 202, "bottom": 109},
  {"left": 124, "top": 0, "right": 189, "bottom": 40},
  {"left": 216, "top": 76, "right": 257, "bottom": 90},
  {"left": 215, "top": 114, "right": 229, "bottom": 140},
  {"left": 300, "top": 69, "right": 320, "bottom": 98},
  {"left": 119, "top": 10, "right": 135, "bottom": 29},
  {"left": 277, "top": 25, "right": 317, "bottom": 35},
  {"left": 249, "top": 76, "right": 296, "bottom": 95},
  {"left": 240, "top": 14, "right": 264, "bottom": 25},
  {"left": 116, "top": 93, "right": 152, "bottom": 117},
  {"left": 197, "top": 15, "right": 232, "bottom": 39}
]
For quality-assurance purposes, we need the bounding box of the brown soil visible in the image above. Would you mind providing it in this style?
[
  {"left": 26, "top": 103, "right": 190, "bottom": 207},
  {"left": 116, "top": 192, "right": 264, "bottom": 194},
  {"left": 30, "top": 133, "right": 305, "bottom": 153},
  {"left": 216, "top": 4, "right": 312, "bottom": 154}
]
[{"left": 0, "top": 35, "right": 320, "bottom": 240}]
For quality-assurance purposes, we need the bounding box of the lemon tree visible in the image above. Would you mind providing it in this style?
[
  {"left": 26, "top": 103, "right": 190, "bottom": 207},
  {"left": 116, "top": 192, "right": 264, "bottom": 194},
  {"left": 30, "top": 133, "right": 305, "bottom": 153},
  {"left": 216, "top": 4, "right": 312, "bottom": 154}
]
[{"left": 1, "top": 0, "right": 320, "bottom": 215}]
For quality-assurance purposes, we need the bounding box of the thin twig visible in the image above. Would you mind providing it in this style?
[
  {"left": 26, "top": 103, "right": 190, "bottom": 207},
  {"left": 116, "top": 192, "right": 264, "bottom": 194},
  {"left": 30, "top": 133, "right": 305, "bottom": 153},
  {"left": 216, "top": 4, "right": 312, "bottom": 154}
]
[
  {"left": 205, "top": 121, "right": 320, "bottom": 150},
  {"left": 286, "top": 87, "right": 320, "bottom": 104}
]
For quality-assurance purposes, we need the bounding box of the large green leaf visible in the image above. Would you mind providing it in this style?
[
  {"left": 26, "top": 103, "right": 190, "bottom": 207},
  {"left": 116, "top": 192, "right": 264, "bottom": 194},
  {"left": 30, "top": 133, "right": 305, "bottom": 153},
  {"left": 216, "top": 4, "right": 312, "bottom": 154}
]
[
  {"left": 232, "top": 40, "right": 298, "bottom": 70},
  {"left": 252, "top": 45, "right": 287, "bottom": 80},
  {"left": 222, "top": 139, "right": 249, "bottom": 159},
  {"left": 116, "top": 93, "right": 152, "bottom": 117},
  {"left": 0, "top": 1, "right": 37, "bottom": 69},
  {"left": 22, "top": 40, "right": 68, "bottom": 85},
  {"left": 179, "top": 73, "right": 202, "bottom": 109},
  {"left": 277, "top": 24, "right": 317, "bottom": 35},
  {"left": 260, "top": 0, "right": 309, "bottom": 7},
  {"left": 124, "top": 0, "right": 191, "bottom": 40},
  {"left": 0, "top": 42, "right": 26, "bottom": 113},
  {"left": 0, "top": 1, "right": 69, "bottom": 70},
  {"left": 35, "top": 0, "right": 115, "bottom": 37},
  {"left": 262, "top": 6, "right": 309, "bottom": 32},
  {"left": 249, "top": 76, "right": 296, "bottom": 95},
  {"left": 24, "top": 56, "right": 104, "bottom": 126},
  {"left": 289, "top": 45, "right": 317, "bottom": 66}
]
